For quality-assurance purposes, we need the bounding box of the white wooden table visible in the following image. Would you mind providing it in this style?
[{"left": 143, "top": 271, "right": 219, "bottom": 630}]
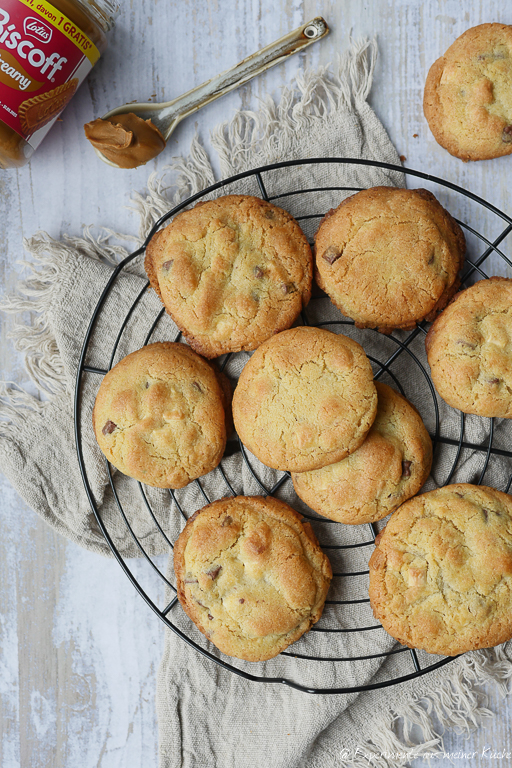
[{"left": 1, "top": 1, "right": 512, "bottom": 765}]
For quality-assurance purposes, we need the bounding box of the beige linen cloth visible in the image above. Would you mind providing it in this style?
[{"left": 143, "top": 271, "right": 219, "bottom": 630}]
[{"left": 1, "top": 39, "right": 512, "bottom": 767}]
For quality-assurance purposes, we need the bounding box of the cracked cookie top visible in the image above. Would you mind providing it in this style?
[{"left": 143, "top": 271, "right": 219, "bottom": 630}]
[
  {"left": 426, "top": 277, "right": 512, "bottom": 418},
  {"left": 232, "top": 326, "right": 378, "bottom": 472},
  {"left": 292, "top": 382, "right": 433, "bottom": 525},
  {"left": 144, "top": 195, "right": 312, "bottom": 358},
  {"left": 424, "top": 24, "right": 512, "bottom": 161},
  {"left": 369, "top": 484, "right": 512, "bottom": 656},
  {"left": 314, "top": 187, "right": 465, "bottom": 333},
  {"left": 174, "top": 495, "right": 332, "bottom": 661},
  {"left": 92, "top": 342, "right": 228, "bottom": 488}
]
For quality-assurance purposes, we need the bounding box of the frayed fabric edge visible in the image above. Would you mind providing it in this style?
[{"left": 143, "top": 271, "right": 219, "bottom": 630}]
[
  {"left": 0, "top": 228, "right": 137, "bottom": 428},
  {"left": 308, "top": 646, "right": 512, "bottom": 768},
  {"left": 0, "top": 381, "right": 49, "bottom": 438}
]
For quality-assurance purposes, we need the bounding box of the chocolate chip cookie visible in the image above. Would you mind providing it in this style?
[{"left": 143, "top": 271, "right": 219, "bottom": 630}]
[
  {"left": 232, "top": 326, "right": 378, "bottom": 472},
  {"left": 145, "top": 195, "right": 312, "bottom": 358},
  {"left": 292, "top": 382, "right": 433, "bottom": 525},
  {"left": 426, "top": 277, "right": 512, "bottom": 418},
  {"left": 369, "top": 484, "right": 512, "bottom": 655},
  {"left": 174, "top": 495, "right": 332, "bottom": 661},
  {"left": 93, "top": 342, "right": 228, "bottom": 488},
  {"left": 314, "top": 187, "right": 465, "bottom": 333},
  {"left": 424, "top": 24, "right": 512, "bottom": 161}
]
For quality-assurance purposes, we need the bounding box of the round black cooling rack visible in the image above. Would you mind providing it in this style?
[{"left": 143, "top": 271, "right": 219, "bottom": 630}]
[{"left": 74, "top": 158, "right": 512, "bottom": 694}]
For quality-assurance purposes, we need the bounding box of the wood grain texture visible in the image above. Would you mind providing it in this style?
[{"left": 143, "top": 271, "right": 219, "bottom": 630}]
[{"left": 2, "top": 1, "right": 512, "bottom": 766}]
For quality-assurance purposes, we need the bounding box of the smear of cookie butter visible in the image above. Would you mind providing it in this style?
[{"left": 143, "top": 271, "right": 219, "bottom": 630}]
[{"left": 84, "top": 113, "right": 166, "bottom": 169}]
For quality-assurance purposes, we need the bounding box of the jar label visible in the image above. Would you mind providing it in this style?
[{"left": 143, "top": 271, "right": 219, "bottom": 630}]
[{"left": 0, "top": 0, "right": 100, "bottom": 150}]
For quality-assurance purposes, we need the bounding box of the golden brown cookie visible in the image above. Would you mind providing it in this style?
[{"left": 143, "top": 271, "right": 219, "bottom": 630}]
[
  {"left": 292, "top": 382, "right": 433, "bottom": 525},
  {"left": 424, "top": 24, "right": 512, "bottom": 161},
  {"left": 144, "top": 194, "right": 313, "bottom": 358},
  {"left": 93, "top": 342, "right": 227, "bottom": 488},
  {"left": 426, "top": 277, "right": 512, "bottom": 418},
  {"left": 369, "top": 484, "right": 512, "bottom": 655},
  {"left": 314, "top": 187, "right": 465, "bottom": 333},
  {"left": 232, "top": 326, "right": 377, "bottom": 472},
  {"left": 174, "top": 495, "right": 332, "bottom": 661},
  {"left": 315, "top": 187, "right": 465, "bottom": 333}
]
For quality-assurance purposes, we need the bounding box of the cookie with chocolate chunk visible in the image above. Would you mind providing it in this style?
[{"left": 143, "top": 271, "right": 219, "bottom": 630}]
[
  {"left": 314, "top": 187, "right": 465, "bottom": 333},
  {"left": 93, "top": 342, "right": 228, "bottom": 488},
  {"left": 232, "top": 326, "right": 378, "bottom": 472},
  {"left": 144, "top": 195, "right": 312, "bottom": 358},
  {"left": 174, "top": 495, "right": 332, "bottom": 661},
  {"left": 292, "top": 382, "right": 432, "bottom": 525},
  {"left": 369, "top": 484, "right": 512, "bottom": 655},
  {"left": 426, "top": 277, "right": 512, "bottom": 417},
  {"left": 424, "top": 24, "right": 512, "bottom": 161}
]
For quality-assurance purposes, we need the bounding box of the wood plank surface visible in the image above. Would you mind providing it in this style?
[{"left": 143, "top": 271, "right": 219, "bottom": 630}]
[{"left": 2, "top": 1, "right": 512, "bottom": 766}]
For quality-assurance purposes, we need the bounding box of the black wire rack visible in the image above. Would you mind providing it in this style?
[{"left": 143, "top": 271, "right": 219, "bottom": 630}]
[{"left": 74, "top": 158, "right": 512, "bottom": 694}]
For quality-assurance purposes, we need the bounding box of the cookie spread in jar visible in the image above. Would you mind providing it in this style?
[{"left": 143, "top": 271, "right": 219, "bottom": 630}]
[{"left": 0, "top": 0, "right": 117, "bottom": 168}]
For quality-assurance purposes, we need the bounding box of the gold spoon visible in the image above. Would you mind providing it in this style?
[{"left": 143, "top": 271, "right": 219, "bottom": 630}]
[{"left": 88, "top": 18, "right": 329, "bottom": 168}]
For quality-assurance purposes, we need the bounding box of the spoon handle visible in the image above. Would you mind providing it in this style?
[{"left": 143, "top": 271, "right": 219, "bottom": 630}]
[{"left": 158, "top": 17, "right": 329, "bottom": 137}]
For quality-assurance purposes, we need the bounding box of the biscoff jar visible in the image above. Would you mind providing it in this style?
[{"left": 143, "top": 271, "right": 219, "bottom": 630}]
[{"left": 0, "top": 0, "right": 117, "bottom": 168}]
